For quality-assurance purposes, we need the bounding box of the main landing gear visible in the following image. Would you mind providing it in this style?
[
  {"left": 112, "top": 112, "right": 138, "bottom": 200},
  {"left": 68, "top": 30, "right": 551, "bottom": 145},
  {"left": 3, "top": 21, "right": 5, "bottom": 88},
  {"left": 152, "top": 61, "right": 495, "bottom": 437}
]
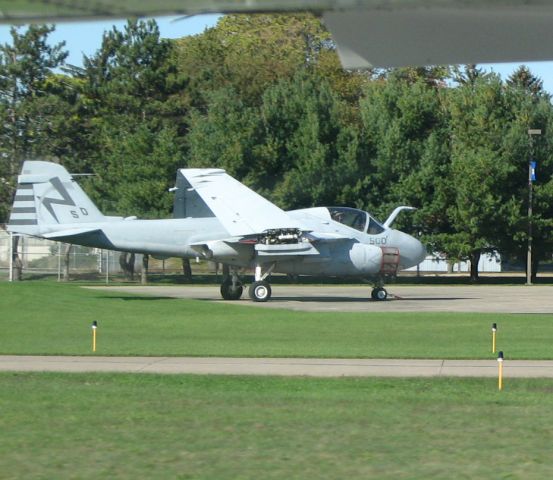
[
  {"left": 248, "top": 263, "right": 275, "bottom": 302},
  {"left": 220, "top": 269, "right": 243, "bottom": 300},
  {"left": 248, "top": 281, "right": 271, "bottom": 302},
  {"left": 219, "top": 264, "right": 275, "bottom": 302}
]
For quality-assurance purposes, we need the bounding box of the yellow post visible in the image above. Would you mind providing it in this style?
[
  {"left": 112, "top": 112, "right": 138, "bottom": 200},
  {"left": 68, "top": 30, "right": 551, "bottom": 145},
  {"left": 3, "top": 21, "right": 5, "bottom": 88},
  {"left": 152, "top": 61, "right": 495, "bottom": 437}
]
[
  {"left": 498, "top": 351, "right": 504, "bottom": 391},
  {"left": 492, "top": 323, "right": 497, "bottom": 354},
  {"left": 92, "top": 321, "right": 98, "bottom": 352}
]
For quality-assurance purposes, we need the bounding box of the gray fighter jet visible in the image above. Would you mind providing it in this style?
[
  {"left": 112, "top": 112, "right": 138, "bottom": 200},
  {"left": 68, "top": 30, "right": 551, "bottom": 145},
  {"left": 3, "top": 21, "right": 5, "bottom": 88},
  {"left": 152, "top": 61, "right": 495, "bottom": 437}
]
[{"left": 7, "top": 161, "right": 426, "bottom": 301}]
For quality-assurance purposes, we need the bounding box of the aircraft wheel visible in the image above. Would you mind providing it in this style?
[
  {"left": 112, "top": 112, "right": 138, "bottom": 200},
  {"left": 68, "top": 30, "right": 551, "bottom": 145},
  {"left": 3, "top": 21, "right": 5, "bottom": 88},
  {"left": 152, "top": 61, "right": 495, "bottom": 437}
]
[
  {"left": 220, "top": 280, "right": 243, "bottom": 300},
  {"left": 249, "top": 281, "right": 272, "bottom": 302},
  {"left": 371, "top": 287, "right": 388, "bottom": 301}
]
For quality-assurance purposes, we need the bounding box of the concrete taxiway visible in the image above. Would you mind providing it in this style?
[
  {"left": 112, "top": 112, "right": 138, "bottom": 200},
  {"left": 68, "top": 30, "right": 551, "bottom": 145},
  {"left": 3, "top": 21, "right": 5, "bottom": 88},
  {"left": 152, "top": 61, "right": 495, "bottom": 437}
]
[
  {"left": 3, "top": 355, "right": 553, "bottom": 378},
  {"left": 88, "top": 284, "right": 553, "bottom": 313}
]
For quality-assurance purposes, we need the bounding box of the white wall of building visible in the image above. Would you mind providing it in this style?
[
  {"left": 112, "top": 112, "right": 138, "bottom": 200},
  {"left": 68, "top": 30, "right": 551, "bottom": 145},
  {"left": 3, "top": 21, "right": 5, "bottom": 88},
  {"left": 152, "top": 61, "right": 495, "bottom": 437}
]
[{"left": 405, "top": 252, "right": 502, "bottom": 273}]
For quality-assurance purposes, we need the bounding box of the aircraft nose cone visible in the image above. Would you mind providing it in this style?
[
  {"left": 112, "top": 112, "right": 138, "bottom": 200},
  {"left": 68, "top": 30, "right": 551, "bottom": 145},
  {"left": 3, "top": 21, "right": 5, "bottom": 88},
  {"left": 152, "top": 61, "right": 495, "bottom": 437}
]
[
  {"left": 391, "top": 230, "right": 427, "bottom": 269},
  {"left": 411, "top": 237, "right": 427, "bottom": 266}
]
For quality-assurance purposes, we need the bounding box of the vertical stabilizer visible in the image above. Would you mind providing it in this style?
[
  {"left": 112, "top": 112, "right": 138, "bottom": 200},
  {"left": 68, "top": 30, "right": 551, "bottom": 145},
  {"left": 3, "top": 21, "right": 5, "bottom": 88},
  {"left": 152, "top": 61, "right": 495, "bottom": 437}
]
[
  {"left": 172, "top": 169, "right": 215, "bottom": 219},
  {"left": 8, "top": 161, "right": 104, "bottom": 235}
]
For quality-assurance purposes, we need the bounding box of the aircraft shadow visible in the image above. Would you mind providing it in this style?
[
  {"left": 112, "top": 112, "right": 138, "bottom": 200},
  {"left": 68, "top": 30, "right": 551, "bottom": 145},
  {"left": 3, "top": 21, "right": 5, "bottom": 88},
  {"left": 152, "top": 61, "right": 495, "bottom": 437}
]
[
  {"left": 249, "top": 296, "right": 472, "bottom": 303},
  {"left": 394, "top": 297, "right": 473, "bottom": 301},
  {"left": 98, "top": 295, "right": 177, "bottom": 301},
  {"left": 271, "top": 296, "right": 371, "bottom": 303},
  {"left": 98, "top": 294, "right": 473, "bottom": 303}
]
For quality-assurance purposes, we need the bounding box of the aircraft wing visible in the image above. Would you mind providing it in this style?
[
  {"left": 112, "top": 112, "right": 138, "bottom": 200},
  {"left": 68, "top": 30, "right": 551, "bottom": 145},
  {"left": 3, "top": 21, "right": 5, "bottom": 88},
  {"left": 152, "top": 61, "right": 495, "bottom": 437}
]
[
  {"left": 4, "top": 1, "right": 553, "bottom": 68},
  {"left": 180, "top": 168, "right": 303, "bottom": 236},
  {"left": 323, "top": 4, "right": 553, "bottom": 68}
]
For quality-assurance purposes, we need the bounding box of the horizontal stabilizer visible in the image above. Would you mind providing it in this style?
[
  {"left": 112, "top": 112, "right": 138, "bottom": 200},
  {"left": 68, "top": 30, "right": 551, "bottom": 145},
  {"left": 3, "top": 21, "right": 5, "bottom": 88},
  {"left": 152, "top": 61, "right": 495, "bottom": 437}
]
[
  {"left": 42, "top": 227, "right": 115, "bottom": 250},
  {"left": 42, "top": 227, "right": 102, "bottom": 240}
]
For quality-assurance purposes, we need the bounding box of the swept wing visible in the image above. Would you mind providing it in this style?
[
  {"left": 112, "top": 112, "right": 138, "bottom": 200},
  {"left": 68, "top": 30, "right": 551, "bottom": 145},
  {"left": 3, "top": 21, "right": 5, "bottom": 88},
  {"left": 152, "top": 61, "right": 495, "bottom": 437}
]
[{"left": 180, "top": 168, "right": 302, "bottom": 236}]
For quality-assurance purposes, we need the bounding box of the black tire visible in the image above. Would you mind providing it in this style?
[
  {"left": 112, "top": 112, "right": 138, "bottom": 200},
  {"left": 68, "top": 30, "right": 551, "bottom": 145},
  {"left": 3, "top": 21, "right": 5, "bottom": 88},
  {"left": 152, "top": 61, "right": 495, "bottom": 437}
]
[
  {"left": 248, "top": 281, "right": 272, "bottom": 302},
  {"left": 220, "top": 280, "right": 243, "bottom": 300},
  {"left": 371, "top": 287, "right": 387, "bottom": 301}
]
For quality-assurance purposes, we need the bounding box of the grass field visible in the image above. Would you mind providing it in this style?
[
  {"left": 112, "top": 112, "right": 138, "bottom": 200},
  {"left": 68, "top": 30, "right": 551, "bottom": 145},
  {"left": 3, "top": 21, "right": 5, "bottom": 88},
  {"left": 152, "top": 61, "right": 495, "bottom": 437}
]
[
  {"left": 3, "top": 282, "right": 553, "bottom": 478},
  {"left": 1, "top": 282, "right": 552, "bottom": 359},
  {"left": 1, "top": 372, "right": 553, "bottom": 479}
]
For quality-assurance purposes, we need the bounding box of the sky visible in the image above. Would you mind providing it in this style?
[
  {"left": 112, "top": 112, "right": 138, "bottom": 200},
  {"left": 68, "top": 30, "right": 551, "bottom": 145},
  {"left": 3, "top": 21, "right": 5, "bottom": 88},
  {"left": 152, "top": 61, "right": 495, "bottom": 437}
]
[
  {"left": 0, "top": 14, "right": 221, "bottom": 66},
  {"left": 1, "top": 14, "right": 553, "bottom": 93}
]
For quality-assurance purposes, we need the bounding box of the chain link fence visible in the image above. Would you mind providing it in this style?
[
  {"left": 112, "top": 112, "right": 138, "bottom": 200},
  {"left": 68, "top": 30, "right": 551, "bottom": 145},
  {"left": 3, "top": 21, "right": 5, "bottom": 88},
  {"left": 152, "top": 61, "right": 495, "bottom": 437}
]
[
  {"left": 1, "top": 229, "right": 115, "bottom": 281},
  {"left": 0, "top": 228, "right": 219, "bottom": 282}
]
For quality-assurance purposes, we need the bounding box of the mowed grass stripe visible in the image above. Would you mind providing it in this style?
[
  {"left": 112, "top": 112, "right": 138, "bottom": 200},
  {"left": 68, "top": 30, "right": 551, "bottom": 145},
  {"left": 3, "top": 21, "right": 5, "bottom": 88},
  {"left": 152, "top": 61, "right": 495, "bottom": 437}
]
[
  {"left": 1, "top": 282, "right": 552, "bottom": 359},
  {"left": 1, "top": 372, "right": 553, "bottom": 479}
]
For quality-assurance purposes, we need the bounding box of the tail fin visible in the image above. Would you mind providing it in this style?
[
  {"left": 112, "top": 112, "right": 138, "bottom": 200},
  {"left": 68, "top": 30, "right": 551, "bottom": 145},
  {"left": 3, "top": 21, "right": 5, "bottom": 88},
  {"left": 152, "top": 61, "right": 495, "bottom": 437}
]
[
  {"left": 8, "top": 161, "right": 104, "bottom": 235},
  {"left": 172, "top": 169, "right": 215, "bottom": 219}
]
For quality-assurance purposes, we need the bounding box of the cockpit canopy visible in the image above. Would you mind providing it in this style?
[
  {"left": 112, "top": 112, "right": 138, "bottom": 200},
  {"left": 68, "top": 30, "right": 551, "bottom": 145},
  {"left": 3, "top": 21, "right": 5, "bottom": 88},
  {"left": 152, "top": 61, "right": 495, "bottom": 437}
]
[{"left": 327, "top": 207, "right": 385, "bottom": 234}]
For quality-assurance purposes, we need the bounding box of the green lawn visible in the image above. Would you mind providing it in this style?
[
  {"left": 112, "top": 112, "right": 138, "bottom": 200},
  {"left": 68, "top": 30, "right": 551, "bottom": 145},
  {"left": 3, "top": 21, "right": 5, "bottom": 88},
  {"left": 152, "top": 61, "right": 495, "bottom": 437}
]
[
  {"left": 1, "top": 282, "right": 552, "bottom": 359},
  {"left": 1, "top": 372, "right": 553, "bottom": 479}
]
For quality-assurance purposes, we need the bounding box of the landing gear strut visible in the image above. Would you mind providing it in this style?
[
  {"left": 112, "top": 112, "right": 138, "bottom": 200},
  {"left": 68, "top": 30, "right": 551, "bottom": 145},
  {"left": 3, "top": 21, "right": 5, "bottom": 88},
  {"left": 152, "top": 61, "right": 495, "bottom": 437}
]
[
  {"left": 249, "top": 263, "right": 275, "bottom": 302},
  {"left": 220, "top": 268, "right": 243, "bottom": 300}
]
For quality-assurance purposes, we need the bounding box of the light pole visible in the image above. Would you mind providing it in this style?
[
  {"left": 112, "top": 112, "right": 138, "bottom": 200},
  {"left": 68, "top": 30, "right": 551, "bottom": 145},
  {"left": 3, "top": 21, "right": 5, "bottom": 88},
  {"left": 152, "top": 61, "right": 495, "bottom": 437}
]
[{"left": 527, "top": 129, "right": 541, "bottom": 285}]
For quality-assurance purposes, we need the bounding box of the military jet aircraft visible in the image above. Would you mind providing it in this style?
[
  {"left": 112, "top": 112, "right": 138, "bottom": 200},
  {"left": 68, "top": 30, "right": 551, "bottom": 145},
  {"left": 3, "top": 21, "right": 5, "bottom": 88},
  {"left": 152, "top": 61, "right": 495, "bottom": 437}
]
[
  {"left": 8, "top": 161, "right": 426, "bottom": 301},
  {"left": 3, "top": 1, "right": 553, "bottom": 69}
]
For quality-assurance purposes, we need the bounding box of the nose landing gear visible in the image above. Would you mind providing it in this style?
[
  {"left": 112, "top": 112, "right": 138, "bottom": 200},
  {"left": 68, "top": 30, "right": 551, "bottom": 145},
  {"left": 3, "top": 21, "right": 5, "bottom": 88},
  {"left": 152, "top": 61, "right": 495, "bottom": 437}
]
[{"left": 371, "top": 286, "right": 388, "bottom": 301}]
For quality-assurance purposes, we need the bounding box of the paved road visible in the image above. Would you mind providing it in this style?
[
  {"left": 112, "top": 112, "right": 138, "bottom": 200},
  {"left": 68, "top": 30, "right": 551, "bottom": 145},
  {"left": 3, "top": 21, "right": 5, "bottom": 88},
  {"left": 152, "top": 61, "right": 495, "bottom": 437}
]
[
  {"left": 3, "top": 355, "right": 553, "bottom": 378},
  {"left": 89, "top": 284, "right": 553, "bottom": 313}
]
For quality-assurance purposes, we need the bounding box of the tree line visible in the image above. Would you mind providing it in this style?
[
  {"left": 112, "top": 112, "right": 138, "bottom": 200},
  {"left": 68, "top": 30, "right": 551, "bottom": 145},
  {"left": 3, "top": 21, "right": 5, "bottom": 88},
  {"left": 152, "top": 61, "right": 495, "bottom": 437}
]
[{"left": 1, "top": 15, "right": 552, "bottom": 280}]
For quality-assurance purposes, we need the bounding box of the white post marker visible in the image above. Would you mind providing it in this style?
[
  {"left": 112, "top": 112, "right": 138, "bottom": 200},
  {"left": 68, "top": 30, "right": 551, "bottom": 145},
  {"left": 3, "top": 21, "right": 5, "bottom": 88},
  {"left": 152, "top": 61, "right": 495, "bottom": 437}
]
[
  {"left": 92, "top": 321, "right": 98, "bottom": 352},
  {"left": 498, "top": 351, "right": 504, "bottom": 391},
  {"left": 492, "top": 323, "right": 497, "bottom": 354}
]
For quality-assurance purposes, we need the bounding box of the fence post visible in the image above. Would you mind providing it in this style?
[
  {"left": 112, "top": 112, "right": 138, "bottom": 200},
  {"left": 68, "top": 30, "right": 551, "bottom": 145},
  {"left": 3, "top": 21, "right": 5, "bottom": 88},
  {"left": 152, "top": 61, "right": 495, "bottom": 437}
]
[
  {"left": 8, "top": 232, "right": 13, "bottom": 282},
  {"left": 105, "top": 250, "right": 109, "bottom": 285},
  {"left": 57, "top": 242, "right": 62, "bottom": 281}
]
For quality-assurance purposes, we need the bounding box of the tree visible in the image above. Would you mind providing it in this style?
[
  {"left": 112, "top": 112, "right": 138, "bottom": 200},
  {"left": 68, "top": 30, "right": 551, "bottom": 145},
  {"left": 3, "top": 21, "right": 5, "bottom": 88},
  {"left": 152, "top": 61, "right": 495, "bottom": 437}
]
[
  {"left": 0, "top": 24, "right": 67, "bottom": 280},
  {"left": 499, "top": 75, "right": 553, "bottom": 279},
  {"left": 186, "top": 86, "right": 262, "bottom": 181},
  {"left": 174, "top": 14, "right": 336, "bottom": 108},
  {"left": 0, "top": 24, "right": 68, "bottom": 223},
  {"left": 262, "top": 71, "right": 362, "bottom": 209},
  {"left": 444, "top": 74, "right": 511, "bottom": 280},
  {"left": 358, "top": 76, "right": 449, "bottom": 227},
  {"left": 444, "top": 69, "right": 553, "bottom": 281},
  {"left": 507, "top": 66, "right": 546, "bottom": 98},
  {"left": 79, "top": 19, "right": 187, "bottom": 282},
  {"left": 451, "top": 64, "right": 492, "bottom": 87},
  {"left": 186, "top": 69, "right": 363, "bottom": 210}
]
